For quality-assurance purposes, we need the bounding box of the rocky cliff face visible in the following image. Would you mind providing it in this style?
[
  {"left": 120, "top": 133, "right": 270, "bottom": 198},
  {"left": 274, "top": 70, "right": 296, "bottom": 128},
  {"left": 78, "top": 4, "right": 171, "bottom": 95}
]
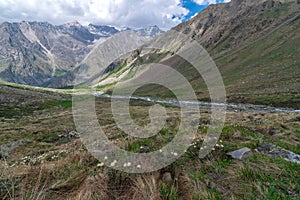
[
  {"left": 0, "top": 21, "right": 100, "bottom": 86},
  {"left": 87, "top": 24, "right": 120, "bottom": 36}
]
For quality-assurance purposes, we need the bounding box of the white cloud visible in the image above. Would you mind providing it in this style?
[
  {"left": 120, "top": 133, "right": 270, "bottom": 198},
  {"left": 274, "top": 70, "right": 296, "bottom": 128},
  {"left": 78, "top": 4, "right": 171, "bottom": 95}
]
[
  {"left": 193, "top": 0, "right": 231, "bottom": 5},
  {"left": 193, "top": 0, "right": 216, "bottom": 5},
  {"left": 0, "top": 0, "right": 189, "bottom": 29}
]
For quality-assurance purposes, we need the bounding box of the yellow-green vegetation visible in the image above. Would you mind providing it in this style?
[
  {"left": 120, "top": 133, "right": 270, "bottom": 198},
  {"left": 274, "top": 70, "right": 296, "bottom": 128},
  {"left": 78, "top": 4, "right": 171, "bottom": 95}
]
[{"left": 0, "top": 84, "right": 299, "bottom": 199}]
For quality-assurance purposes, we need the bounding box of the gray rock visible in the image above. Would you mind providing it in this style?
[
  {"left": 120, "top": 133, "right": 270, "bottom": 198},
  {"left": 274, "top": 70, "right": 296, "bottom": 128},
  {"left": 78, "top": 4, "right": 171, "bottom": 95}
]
[
  {"left": 0, "top": 139, "right": 32, "bottom": 159},
  {"left": 227, "top": 147, "right": 251, "bottom": 160},
  {"left": 257, "top": 143, "right": 300, "bottom": 165},
  {"left": 68, "top": 131, "right": 80, "bottom": 138},
  {"left": 58, "top": 131, "right": 80, "bottom": 139},
  {"left": 285, "top": 116, "right": 300, "bottom": 123},
  {"left": 139, "top": 146, "right": 151, "bottom": 153},
  {"left": 166, "top": 117, "right": 176, "bottom": 123},
  {"left": 162, "top": 172, "right": 173, "bottom": 185}
]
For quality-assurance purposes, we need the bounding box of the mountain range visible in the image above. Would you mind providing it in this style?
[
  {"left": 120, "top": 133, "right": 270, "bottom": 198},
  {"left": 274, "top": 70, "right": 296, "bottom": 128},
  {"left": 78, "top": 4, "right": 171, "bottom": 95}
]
[{"left": 0, "top": 21, "right": 164, "bottom": 86}]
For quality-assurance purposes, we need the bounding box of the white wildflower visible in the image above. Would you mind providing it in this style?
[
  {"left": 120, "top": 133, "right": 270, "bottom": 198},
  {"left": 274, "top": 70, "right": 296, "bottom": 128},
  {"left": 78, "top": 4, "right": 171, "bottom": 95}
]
[
  {"left": 97, "top": 162, "right": 104, "bottom": 167},
  {"left": 110, "top": 162, "right": 116, "bottom": 167}
]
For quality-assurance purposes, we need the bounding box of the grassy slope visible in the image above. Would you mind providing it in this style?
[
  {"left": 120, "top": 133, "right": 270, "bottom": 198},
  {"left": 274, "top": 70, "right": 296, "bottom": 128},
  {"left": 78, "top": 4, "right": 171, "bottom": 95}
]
[
  {"left": 215, "top": 15, "right": 300, "bottom": 108},
  {"left": 98, "top": 6, "right": 300, "bottom": 109},
  {"left": 0, "top": 83, "right": 300, "bottom": 199}
]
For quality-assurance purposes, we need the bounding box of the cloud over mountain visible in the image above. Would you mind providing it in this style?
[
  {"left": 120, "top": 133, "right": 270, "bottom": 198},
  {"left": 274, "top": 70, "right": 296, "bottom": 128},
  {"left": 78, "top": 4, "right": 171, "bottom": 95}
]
[
  {"left": 0, "top": 0, "right": 231, "bottom": 29},
  {"left": 0, "top": 0, "right": 189, "bottom": 29}
]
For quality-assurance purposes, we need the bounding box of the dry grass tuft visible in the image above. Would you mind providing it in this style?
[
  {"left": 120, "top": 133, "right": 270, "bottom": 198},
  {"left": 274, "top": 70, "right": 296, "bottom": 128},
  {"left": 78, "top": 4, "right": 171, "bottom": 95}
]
[
  {"left": 122, "top": 172, "right": 161, "bottom": 200},
  {"left": 74, "top": 173, "right": 110, "bottom": 200},
  {"left": 177, "top": 172, "right": 194, "bottom": 199}
]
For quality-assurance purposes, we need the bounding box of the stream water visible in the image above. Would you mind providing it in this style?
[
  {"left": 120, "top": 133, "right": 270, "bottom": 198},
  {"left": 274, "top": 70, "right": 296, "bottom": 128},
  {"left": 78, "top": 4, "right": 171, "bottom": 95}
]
[{"left": 94, "top": 93, "right": 300, "bottom": 114}]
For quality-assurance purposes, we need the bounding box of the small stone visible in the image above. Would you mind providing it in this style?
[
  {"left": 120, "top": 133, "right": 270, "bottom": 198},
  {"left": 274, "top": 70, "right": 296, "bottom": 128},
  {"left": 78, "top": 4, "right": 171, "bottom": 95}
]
[
  {"left": 69, "top": 131, "right": 80, "bottom": 138},
  {"left": 227, "top": 147, "right": 251, "bottom": 160},
  {"left": 162, "top": 172, "right": 173, "bottom": 185},
  {"left": 285, "top": 116, "right": 300, "bottom": 123},
  {"left": 139, "top": 146, "right": 150, "bottom": 153},
  {"left": 166, "top": 117, "right": 176, "bottom": 122}
]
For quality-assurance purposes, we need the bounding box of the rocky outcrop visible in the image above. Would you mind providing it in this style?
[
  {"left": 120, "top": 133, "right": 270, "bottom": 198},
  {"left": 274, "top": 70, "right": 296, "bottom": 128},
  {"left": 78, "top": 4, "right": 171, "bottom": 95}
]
[{"left": 257, "top": 143, "right": 300, "bottom": 164}]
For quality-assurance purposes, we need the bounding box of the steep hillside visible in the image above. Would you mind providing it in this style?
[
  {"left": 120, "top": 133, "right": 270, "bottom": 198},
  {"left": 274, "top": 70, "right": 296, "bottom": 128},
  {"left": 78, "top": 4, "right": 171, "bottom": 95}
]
[
  {"left": 174, "top": 0, "right": 299, "bottom": 55},
  {"left": 98, "top": 0, "right": 300, "bottom": 108}
]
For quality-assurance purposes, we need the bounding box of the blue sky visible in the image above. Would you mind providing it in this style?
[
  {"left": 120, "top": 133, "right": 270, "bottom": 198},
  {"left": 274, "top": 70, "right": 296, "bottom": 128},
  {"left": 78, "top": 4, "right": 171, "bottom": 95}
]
[
  {"left": 0, "top": 0, "right": 231, "bottom": 29},
  {"left": 182, "top": 0, "right": 231, "bottom": 21},
  {"left": 181, "top": 0, "right": 209, "bottom": 21}
]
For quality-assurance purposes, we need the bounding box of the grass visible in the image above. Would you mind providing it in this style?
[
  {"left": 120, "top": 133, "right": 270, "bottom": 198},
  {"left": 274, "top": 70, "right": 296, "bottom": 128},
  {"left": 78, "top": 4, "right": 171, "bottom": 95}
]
[{"left": 1, "top": 71, "right": 300, "bottom": 199}]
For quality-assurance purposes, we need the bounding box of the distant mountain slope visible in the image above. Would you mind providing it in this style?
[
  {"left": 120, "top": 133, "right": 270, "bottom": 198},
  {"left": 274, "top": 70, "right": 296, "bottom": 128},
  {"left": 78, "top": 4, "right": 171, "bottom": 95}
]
[
  {"left": 98, "top": 0, "right": 300, "bottom": 108},
  {"left": 45, "top": 30, "right": 155, "bottom": 88},
  {"left": 135, "top": 25, "right": 165, "bottom": 38},
  {"left": 0, "top": 21, "right": 164, "bottom": 87},
  {"left": 0, "top": 21, "right": 102, "bottom": 86},
  {"left": 87, "top": 24, "right": 120, "bottom": 36}
]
